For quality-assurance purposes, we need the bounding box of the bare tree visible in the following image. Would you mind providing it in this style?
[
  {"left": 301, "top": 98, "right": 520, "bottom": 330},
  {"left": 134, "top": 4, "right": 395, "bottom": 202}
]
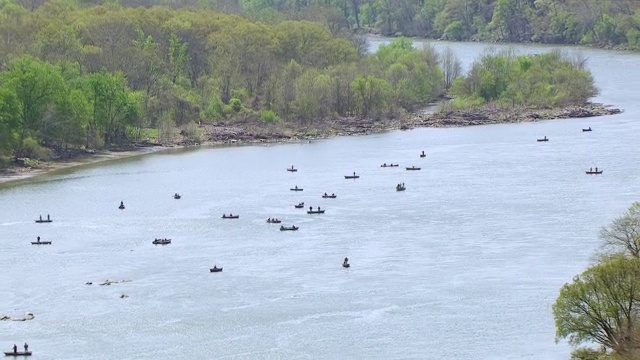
[
  {"left": 599, "top": 202, "right": 640, "bottom": 258},
  {"left": 440, "top": 47, "right": 461, "bottom": 90}
]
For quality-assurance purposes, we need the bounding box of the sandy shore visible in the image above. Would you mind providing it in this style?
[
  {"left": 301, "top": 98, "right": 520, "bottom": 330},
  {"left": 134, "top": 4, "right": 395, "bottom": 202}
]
[
  {"left": 0, "top": 147, "right": 169, "bottom": 185},
  {"left": 0, "top": 102, "right": 622, "bottom": 185}
]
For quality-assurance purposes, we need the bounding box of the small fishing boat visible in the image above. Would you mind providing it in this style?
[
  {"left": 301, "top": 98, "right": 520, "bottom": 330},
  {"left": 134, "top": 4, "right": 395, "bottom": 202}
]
[
  {"left": 280, "top": 225, "right": 299, "bottom": 231},
  {"left": 173, "top": 193, "right": 181, "bottom": 199},
  {"left": 406, "top": 166, "right": 421, "bottom": 171},
  {"left": 152, "top": 238, "right": 171, "bottom": 245},
  {"left": 35, "top": 215, "right": 52, "bottom": 223},
  {"left": 582, "top": 127, "right": 592, "bottom": 132},
  {"left": 380, "top": 163, "right": 399, "bottom": 167},
  {"left": 322, "top": 194, "right": 337, "bottom": 199},
  {"left": 342, "top": 263, "right": 350, "bottom": 268},
  {"left": 290, "top": 186, "right": 303, "bottom": 191},
  {"left": 3, "top": 351, "right": 32, "bottom": 356},
  {"left": 344, "top": 172, "right": 359, "bottom": 179},
  {"left": 118, "top": 201, "right": 125, "bottom": 210},
  {"left": 210, "top": 266, "right": 223, "bottom": 273},
  {"left": 267, "top": 218, "right": 282, "bottom": 224},
  {"left": 396, "top": 185, "right": 406, "bottom": 191},
  {"left": 586, "top": 170, "right": 603, "bottom": 175},
  {"left": 307, "top": 209, "right": 325, "bottom": 214},
  {"left": 31, "top": 241, "right": 52, "bottom": 245},
  {"left": 287, "top": 166, "right": 298, "bottom": 172},
  {"left": 537, "top": 136, "right": 549, "bottom": 142},
  {"left": 420, "top": 151, "right": 426, "bottom": 158},
  {"left": 294, "top": 202, "right": 305, "bottom": 209},
  {"left": 222, "top": 214, "right": 240, "bottom": 219}
]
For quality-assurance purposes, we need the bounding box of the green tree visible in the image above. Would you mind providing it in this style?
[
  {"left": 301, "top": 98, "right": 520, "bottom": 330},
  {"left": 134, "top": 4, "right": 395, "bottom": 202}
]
[
  {"left": 600, "top": 202, "right": 640, "bottom": 258},
  {"left": 553, "top": 255, "right": 640, "bottom": 356}
]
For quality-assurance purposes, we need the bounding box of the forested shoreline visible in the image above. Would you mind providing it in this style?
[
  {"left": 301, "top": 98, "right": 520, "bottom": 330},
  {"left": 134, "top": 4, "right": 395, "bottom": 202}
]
[{"left": 0, "top": 0, "right": 617, "bottom": 169}]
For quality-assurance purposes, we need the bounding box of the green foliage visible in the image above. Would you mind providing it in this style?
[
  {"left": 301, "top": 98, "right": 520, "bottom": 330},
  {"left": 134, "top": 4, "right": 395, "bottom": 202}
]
[
  {"left": 229, "top": 98, "right": 242, "bottom": 112},
  {"left": 21, "top": 137, "right": 53, "bottom": 160},
  {"left": 451, "top": 51, "right": 598, "bottom": 107},
  {"left": 259, "top": 109, "right": 279, "bottom": 122},
  {"left": 553, "top": 255, "right": 640, "bottom": 355}
]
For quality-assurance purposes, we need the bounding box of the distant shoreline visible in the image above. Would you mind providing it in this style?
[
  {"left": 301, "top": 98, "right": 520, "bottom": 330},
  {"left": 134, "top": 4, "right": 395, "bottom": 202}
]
[{"left": 0, "top": 102, "right": 621, "bottom": 185}]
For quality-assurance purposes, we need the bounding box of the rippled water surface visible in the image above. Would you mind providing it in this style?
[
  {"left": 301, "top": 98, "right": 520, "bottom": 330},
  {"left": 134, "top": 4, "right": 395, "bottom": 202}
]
[{"left": 1, "top": 39, "right": 639, "bottom": 359}]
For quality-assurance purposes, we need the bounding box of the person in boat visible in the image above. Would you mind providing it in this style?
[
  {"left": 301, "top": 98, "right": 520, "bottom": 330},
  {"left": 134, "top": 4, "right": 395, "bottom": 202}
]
[
  {"left": 353, "top": 172, "right": 356, "bottom": 176},
  {"left": 383, "top": 163, "right": 387, "bottom": 167},
  {"left": 331, "top": 193, "right": 335, "bottom": 196},
  {"left": 318, "top": 206, "right": 321, "bottom": 211},
  {"left": 47, "top": 214, "right": 50, "bottom": 220},
  {"left": 120, "top": 201, "right": 124, "bottom": 207},
  {"left": 13, "top": 344, "right": 17, "bottom": 353},
  {"left": 295, "top": 185, "right": 298, "bottom": 190},
  {"left": 595, "top": 167, "right": 598, "bottom": 172},
  {"left": 36, "top": 236, "right": 40, "bottom": 243},
  {"left": 343, "top": 257, "right": 349, "bottom": 266},
  {"left": 309, "top": 206, "right": 312, "bottom": 211},
  {"left": 39, "top": 215, "right": 42, "bottom": 221},
  {"left": 590, "top": 167, "right": 593, "bottom": 172},
  {"left": 324, "top": 192, "right": 327, "bottom": 196},
  {"left": 402, "top": 182, "right": 405, "bottom": 187},
  {"left": 23, "top": 343, "right": 28, "bottom": 352},
  {"left": 280, "top": 225, "right": 284, "bottom": 230},
  {"left": 268, "top": 218, "right": 271, "bottom": 222}
]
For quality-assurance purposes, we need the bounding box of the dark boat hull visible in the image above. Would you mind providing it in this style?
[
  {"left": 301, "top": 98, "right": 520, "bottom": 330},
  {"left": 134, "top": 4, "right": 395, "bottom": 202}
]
[
  {"left": 4, "top": 352, "right": 32, "bottom": 356},
  {"left": 280, "top": 227, "right": 299, "bottom": 231},
  {"left": 582, "top": 129, "right": 592, "bottom": 132},
  {"left": 586, "top": 171, "right": 603, "bottom": 174},
  {"left": 267, "top": 220, "right": 282, "bottom": 224},
  {"left": 406, "top": 167, "right": 421, "bottom": 171},
  {"left": 420, "top": 155, "right": 426, "bottom": 158},
  {"left": 380, "top": 164, "right": 399, "bottom": 167},
  {"left": 342, "top": 264, "right": 350, "bottom": 268},
  {"left": 222, "top": 216, "right": 240, "bottom": 219},
  {"left": 344, "top": 176, "right": 359, "bottom": 179},
  {"left": 537, "top": 139, "right": 549, "bottom": 142},
  {"left": 118, "top": 206, "right": 125, "bottom": 209},
  {"left": 322, "top": 196, "right": 337, "bottom": 199},
  {"left": 287, "top": 169, "right": 298, "bottom": 172},
  {"left": 35, "top": 220, "right": 52, "bottom": 223},
  {"left": 152, "top": 239, "right": 171, "bottom": 245},
  {"left": 294, "top": 205, "right": 304, "bottom": 208},
  {"left": 396, "top": 188, "right": 406, "bottom": 191},
  {"left": 31, "top": 241, "right": 52, "bottom": 245},
  {"left": 290, "top": 188, "right": 303, "bottom": 191},
  {"left": 174, "top": 196, "right": 181, "bottom": 199},
  {"left": 307, "top": 210, "right": 325, "bottom": 214},
  {"left": 210, "top": 268, "right": 223, "bottom": 272}
]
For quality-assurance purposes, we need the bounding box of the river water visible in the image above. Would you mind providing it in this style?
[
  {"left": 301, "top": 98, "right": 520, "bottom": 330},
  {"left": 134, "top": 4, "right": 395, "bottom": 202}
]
[{"left": 1, "top": 38, "right": 639, "bottom": 359}]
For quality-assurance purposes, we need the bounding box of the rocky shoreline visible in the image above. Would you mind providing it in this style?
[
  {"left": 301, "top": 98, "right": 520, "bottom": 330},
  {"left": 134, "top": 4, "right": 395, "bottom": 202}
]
[
  {"left": 0, "top": 102, "right": 622, "bottom": 184},
  {"left": 197, "top": 102, "right": 621, "bottom": 145}
]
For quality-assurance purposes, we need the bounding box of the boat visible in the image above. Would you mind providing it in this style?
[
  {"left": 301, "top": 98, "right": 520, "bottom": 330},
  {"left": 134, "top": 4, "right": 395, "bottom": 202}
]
[
  {"left": 396, "top": 185, "right": 406, "bottom": 191},
  {"left": 322, "top": 194, "right": 337, "bottom": 199},
  {"left": 280, "top": 225, "right": 299, "bottom": 231},
  {"left": 267, "top": 218, "right": 282, "bottom": 224},
  {"left": 342, "top": 263, "right": 350, "bottom": 268},
  {"left": 287, "top": 166, "right": 298, "bottom": 172},
  {"left": 118, "top": 201, "right": 125, "bottom": 210},
  {"left": 222, "top": 214, "right": 240, "bottom": 219},
  {"left": 35, "top": 216, "right": 52, "bottom": 223},
  {"left": 420, "top": 151, "right": 426, "bottom": 158},
  {"left": 380, "top": 164, "right": 399, "bottom": 167},
  {"left": 537, "top": 136, "right": 549, "bottom": 142},
  {"left": 406, "top": 166, "right": 421, "bottom": 171},
  {"left": 586, "top": 170, "right": 603, "bottom": 175},
  {"left": 344, "top": 173, "right": 359, "bottom": 179},
  {"left": 307, "top": 209, "right": 325, "bottom": 214},
  {"left": 173, "top": 194, "right": 181, "bottom": 199},
  {"left": 290, "top": 187, "right": 303, "bottom": 191},
  {"left": 210, "top": 266, "right": 223, "bottom": 273},
  {"left": 582, "top": 127, "right": 592, "bottom": 132},
  {"left": 294, "top": 202, "right": 305, "bottom": 209},
  {"left": 31, "top": 241, "right": 52, "bottom": 245},
  {"left": 152, "top": 238, "right": 171, "bottom": 245},
  {"left": 3, "top": 352, "right": 32, "bottom": 356}
]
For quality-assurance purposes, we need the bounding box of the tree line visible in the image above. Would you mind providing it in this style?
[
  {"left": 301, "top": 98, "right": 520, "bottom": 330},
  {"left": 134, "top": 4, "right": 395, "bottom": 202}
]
[
  {"left": 554, "top": 203, "right": 640, "bottom": 360},
  {"left": 59, "top": 0, "right": 640, "bottom": 50},
  {"left": 0, "top": 1, "right": 598, "bottom": 162}
]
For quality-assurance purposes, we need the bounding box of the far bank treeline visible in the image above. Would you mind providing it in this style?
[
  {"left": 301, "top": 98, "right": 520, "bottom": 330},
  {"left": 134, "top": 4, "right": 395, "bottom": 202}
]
[{"left": 0, "top": 3, "right": 596, "bottom": 160}]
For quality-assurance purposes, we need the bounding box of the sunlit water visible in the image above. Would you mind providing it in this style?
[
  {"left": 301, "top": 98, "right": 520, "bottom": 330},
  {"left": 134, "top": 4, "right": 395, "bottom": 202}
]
[{"left": 1, "top": 39, "right": 639, "bottom": 359}]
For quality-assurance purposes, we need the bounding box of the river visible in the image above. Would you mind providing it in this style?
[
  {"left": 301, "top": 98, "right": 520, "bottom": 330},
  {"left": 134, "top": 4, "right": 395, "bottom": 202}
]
[{"left": 0, "top": 38, "right": 638, "bottom": 359}]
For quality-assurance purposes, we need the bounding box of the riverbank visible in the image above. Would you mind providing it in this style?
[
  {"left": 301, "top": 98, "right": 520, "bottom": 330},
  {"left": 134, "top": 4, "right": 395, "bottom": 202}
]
[{"left": 0, "top": 102, "right": 621, "bottom": 185}]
